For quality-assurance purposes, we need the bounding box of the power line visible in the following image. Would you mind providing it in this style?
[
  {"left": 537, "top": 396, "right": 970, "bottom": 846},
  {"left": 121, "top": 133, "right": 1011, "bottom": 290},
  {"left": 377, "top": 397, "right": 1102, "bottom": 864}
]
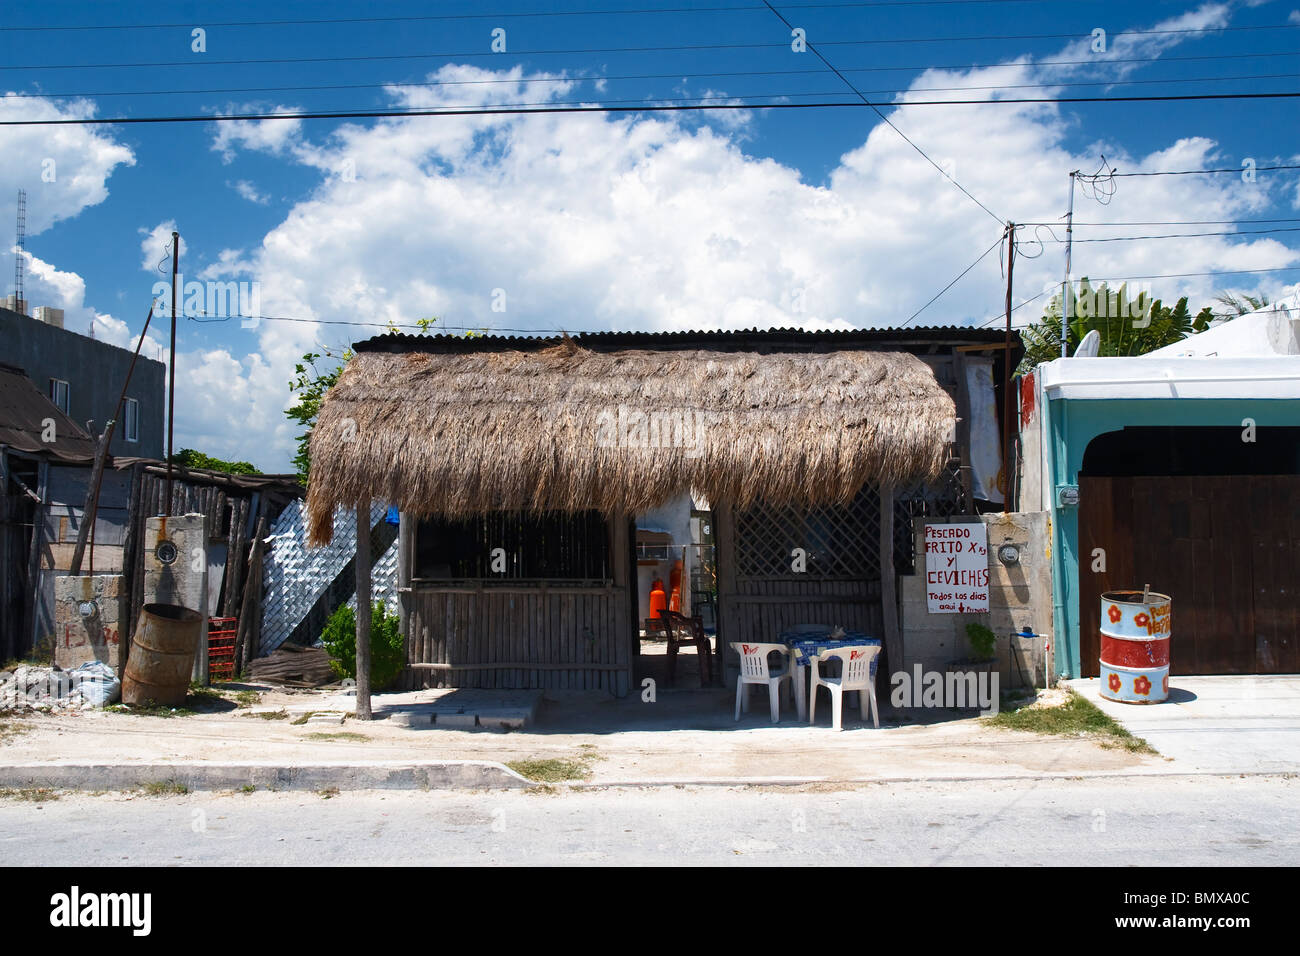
[
  {"left": 9, "top": 49, "right": 1300, "bottom": 96},
  {"left": 0, "top": 1, "right": 1077, "bottom": 33},
  {"left": 7, "top": 91, "right": 1300, "bottom": 127},
  {"left": 17, "top": 68, "right": 1300, "bottom": 103},
  {"left": 1023, "top": 217, "right": 1300, "bottom": 226},
  {"left": 1111, "top": 164, "right": 1300, "bottom": 176},
  {"left": 1052, "top": 225, "right": 1300, "bottom": 243},
  {"left": 9, "top": 24, "right": 1299, "bottom": 71},
  {"left": 764, "top": 0, "right": 1007, "bottom": 224},
  {"left": 901, "top": 233, "right": 1007, "bottom": 326}
]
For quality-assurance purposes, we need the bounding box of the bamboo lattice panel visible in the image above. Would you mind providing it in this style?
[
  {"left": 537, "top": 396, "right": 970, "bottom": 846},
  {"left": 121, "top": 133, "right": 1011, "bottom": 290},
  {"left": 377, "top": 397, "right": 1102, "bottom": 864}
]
[{"left": 734, "top": 485, "right": 881, "bottom": 581}]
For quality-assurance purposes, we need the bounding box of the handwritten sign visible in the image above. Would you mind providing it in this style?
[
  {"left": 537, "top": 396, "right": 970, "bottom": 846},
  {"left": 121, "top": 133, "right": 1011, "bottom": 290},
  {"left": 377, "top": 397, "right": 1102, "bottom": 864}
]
[{"left": 925, "top": 523, "right": 989, "bottom": 614}]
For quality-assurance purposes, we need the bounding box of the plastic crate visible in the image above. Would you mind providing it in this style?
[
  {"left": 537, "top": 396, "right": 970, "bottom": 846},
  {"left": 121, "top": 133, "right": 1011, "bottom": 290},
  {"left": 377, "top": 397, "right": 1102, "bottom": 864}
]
[{"left": 208, "top": 617, "right": 238, "bottom": 681}]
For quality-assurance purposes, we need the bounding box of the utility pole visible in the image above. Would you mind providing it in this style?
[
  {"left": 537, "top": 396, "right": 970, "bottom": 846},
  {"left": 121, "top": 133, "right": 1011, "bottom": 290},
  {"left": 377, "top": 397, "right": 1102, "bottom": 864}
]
[
  {"left": 1060, "top": 171, "right": 1077, "bottom": 359},
  {"left": 354, "top": 497, "right": 373, "bottom": 720},
  {"left": 1003, "top": 221, "right": 1016, "bottom": 507},
  {"left": 68, "top": 307, "right": 155, "bottom": 575},
  {"left": 165, "top": 231, "right": 179, "bottom": 515}
]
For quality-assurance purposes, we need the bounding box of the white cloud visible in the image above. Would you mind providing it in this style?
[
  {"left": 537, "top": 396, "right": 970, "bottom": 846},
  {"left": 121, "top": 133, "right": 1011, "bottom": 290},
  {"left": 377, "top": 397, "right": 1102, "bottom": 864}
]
[
  {"left": 139, "top": 221, "right": 184, "bottom": 273},
  {"left": 0, "top": 93, "right": 135, "bottom": 238},
  {"left": 19, "top": 251, "right": 164, "bottom": 358},
  {"left": 51, "top": 6, "right": 1300, "bottom": 474},
  {"left": 231, "top": 180, "right": 269, "bottom": 204},
  {"left": 210, "top": 104, "right": 304, "bottom": 162}
]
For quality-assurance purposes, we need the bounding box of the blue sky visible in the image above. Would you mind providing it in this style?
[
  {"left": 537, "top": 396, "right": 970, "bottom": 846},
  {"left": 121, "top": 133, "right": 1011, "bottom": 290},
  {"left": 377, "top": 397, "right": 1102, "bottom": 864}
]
[{"left": 3, "top": 0, "right": 1298, "bottom": 472}]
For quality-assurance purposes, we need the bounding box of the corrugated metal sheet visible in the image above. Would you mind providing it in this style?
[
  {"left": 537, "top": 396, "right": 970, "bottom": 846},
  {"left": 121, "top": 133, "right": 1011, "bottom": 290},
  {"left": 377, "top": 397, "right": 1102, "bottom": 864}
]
[
  {"left": 259, "top": 499, "right": 398, "bottom": 654},
  {"left": 353, "top": 325, "right": 1019, "bottom": 354}
]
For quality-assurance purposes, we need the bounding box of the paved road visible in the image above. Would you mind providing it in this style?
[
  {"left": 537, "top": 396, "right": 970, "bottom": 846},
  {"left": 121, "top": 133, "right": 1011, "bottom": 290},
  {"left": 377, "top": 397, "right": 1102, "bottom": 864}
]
[{"left": 3, "top": 776, "right": 1297, "bottom": 865}]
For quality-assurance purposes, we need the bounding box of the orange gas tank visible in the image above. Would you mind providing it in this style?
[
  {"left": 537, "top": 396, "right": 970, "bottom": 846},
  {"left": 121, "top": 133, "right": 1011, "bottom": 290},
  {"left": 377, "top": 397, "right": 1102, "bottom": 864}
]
[
  {"left": 668, "top": 560, "right": 683, "bottom": 612},
  {"left": 649, "top": 578, "right": 667, "bottom": 620}
]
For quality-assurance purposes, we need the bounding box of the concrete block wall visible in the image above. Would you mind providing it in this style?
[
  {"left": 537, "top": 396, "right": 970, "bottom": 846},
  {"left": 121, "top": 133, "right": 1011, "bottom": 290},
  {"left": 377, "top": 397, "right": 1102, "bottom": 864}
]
[
  {"left": 899, "top": 512, "right": 1052, "bottom": 688},
  {"left": 53, "top": 574, "right": 127, "bottom": 673}
]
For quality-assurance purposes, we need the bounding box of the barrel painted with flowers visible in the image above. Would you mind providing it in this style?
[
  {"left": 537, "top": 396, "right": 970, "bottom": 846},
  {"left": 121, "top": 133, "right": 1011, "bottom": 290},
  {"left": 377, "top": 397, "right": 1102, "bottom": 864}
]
[{"left": 1099, "top": 590, "right": 1171, "bottom": 704}]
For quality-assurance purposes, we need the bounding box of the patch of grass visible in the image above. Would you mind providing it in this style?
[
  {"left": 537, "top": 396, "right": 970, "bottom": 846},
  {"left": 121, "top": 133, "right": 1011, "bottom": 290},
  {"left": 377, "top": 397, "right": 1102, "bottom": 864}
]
[
  {"left": 106, "top": 701, "right": 197, "bottom": 718},
  {"left": 986, "top": 689, "right": 1158, "bottom": 754},
  {"left": 233, "top": 690, "right": 261, "bottom": 708},
  {"left": 0, "top": 787, "right": 60, "bottom": 802},
  {"left": 0, "top": 719, "right": 29, "bottom": 741},
  {"left": 316, "top": 787, "right": 339, "bottom": 799},
  {"left": 303, "top": 731, "right": 368, "bottom": 742},
  {"left": 244, "top": 708, "right": 288, "bottom": 720},
  {"left": 290, "top": 712, "right": 316, "bottom": 725},
  {"left": 140, "top": 779, "right": 189, "bottom": 796},
  {"left": 240, "top": 784, "right": 256, "bottom": 794},
  {"left": 507, "top": 749, "right": 603, "bottom": 783}
]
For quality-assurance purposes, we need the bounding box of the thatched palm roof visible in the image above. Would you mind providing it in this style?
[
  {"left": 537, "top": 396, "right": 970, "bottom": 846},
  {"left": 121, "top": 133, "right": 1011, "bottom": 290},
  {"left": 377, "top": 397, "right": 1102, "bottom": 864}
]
[{"left": 305, "top": 338, "right": 954, "bottom": 544}]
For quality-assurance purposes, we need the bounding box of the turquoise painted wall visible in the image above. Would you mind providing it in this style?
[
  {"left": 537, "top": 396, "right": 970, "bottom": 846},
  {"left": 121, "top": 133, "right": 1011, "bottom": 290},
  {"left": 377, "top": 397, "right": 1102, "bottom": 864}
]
[{"left": 1045, "top": 397, "right": 1300, "bottom": 678}]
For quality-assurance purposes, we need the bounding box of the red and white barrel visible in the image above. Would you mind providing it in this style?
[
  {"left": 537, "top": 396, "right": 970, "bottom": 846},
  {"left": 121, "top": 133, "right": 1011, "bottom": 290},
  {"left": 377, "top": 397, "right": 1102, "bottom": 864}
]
[{"left": 1099, "top": 590, "right": 1171, "bottom": 704}]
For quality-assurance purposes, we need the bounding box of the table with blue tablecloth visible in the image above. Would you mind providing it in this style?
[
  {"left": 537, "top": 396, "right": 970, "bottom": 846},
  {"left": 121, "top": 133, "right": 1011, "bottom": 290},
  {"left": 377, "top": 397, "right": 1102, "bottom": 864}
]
[{"left": 778, "top": 629, "right": 882, "bottom": 721}]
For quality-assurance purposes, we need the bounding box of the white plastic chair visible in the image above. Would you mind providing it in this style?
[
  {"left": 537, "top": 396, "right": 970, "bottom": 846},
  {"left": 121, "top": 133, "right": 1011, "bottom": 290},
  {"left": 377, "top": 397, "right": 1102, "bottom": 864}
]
[
  {"left": 731, "top": 642, "right": 793, "bottom": 723},
  {"left": 809, "top": 645, "right": 881, "bottom": 731}
]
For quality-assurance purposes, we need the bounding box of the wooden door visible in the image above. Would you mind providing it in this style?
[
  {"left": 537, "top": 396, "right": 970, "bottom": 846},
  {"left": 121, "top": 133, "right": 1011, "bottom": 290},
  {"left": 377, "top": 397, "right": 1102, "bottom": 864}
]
[{"left": 1079, "top": 475, "right": 1300, "bottom": 675}]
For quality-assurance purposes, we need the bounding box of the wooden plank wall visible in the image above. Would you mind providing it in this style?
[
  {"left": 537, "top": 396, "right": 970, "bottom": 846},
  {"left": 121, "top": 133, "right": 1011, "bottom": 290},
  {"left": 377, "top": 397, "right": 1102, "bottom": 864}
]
[
  {"left": 1079, "top": 474, "right": 1300, "bottom": 675},
  {"left": 403, "top": 585, "right": 631, "bottom": 696}
]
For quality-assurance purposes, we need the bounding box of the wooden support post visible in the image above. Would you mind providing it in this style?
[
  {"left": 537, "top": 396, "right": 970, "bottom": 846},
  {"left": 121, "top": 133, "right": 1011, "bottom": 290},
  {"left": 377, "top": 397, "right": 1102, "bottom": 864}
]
[
  {"left": 25, "top": 460, "right": 49, "bottom": 656},
  {"left": 610, "top": 511, "right": 630, "bottom": 697},
  {"left": 354, "top": 497, "right": 373, "bottom": 720},
  {"left": 0, "top": 450, "right": 11, "bottom": 664},
  {"left": 714, "top": 500, "right": 737, "bottom": 683},
  {"left": 952, "top": 352, "right": 975, "bottom": 515},
  {"left": 397, "top": 509, "right": 413, "bottom": 687},
  {"left": 878, "top": 483, "right": 901, "bottom": 689},
  {"left": 234, "top": 515, "right": 266, "bottom": 674}
]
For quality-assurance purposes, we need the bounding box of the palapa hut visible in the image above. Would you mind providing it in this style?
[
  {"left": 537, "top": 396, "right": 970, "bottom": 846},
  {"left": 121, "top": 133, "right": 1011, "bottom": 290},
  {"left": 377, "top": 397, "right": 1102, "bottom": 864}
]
[{"left": 306, "top": 328, "right": 1018, "bottom": 697}]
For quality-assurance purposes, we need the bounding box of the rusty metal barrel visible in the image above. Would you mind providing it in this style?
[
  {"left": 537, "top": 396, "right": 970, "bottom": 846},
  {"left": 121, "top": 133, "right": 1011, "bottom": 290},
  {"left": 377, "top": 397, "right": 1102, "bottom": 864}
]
[
  {"left": 1099, "top": 590, "right": 1171, "bottom": 704},
  {"left": 122, "top": 603, "right": 203, "bottom": 707}
]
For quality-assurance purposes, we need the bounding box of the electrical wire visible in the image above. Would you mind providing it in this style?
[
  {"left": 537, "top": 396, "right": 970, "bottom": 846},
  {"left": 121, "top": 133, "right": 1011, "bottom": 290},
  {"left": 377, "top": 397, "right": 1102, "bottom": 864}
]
[
  {"left": 764, "top": 0, "right": 1006, "bottom": 224},
  {"left": 901, "top": 233, "right": 1008, "bottom": 326},
  {"left": 12, "top": 51, "right": 1300, "bottom": 100},
  {"left": 0, "top": 1, "right": 1082, "bottom": 33},
  {"left": 1050, "top": 225, "right": 1300, "bottom": 243},
  {"left": 9, "top": 24, "right": 1299, "bottom": 72},
  {"left": 1111, "top": 164, "right": 1300, "bottom": 176},
  {"left": 8, "top": 91, "right": 1300, "bottom": 126},
  {"left": 17, "top": 70, "right": 1300, "bottom": 103},
  {"left": 1023, "top": 217, "right": 1300, "bottom": 226}
]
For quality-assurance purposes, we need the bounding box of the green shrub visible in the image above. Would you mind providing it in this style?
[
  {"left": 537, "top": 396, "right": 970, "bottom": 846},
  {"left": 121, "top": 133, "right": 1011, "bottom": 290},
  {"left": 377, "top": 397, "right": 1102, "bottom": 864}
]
[
  {"left": 320, "top": 602, "right": 406, "bottom": 690},
  {"left": 964, "top": 622, "right": 998, "bottom": 660}
]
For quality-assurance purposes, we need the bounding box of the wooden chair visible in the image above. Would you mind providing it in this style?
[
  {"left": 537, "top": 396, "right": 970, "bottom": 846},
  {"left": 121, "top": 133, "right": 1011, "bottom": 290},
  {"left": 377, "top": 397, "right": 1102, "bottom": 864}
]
[{"left": 658, "top": 610, "right": 713, "bottom": 686}]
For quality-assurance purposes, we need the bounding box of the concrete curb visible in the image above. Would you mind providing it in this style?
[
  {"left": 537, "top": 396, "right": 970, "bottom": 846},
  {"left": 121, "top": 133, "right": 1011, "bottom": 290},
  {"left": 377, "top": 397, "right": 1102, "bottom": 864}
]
[
  {"left": 0, "top": 760, "right": 533, "bottom": 792},
  {"left": 565, "top": 768, "right": 1300, "bottom": 789},
  {"left": 2, "top": 762, "right": 1295, "bottom": 793}
]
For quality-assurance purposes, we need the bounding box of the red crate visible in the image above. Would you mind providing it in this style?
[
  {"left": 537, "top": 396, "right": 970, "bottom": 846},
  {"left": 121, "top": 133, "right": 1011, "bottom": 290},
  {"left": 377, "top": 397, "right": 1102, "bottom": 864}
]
[{"left": 208, "top": 617, "right": 238, "bottom": 681}]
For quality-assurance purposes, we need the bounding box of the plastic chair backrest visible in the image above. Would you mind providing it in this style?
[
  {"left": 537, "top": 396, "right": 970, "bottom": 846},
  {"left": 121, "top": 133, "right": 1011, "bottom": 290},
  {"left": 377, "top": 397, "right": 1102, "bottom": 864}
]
[
  {"left": 820, "top": 645, "right": 880, "bottom": 687},
  {"left": 732, "top": 642, "right": 785, "bottom": 679}
]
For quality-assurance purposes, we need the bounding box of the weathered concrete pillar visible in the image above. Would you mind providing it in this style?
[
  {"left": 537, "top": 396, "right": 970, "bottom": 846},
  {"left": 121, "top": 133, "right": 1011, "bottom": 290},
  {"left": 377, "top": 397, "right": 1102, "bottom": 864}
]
[{"left": 142, "top": 513, "right": 211, "bottom": 684}]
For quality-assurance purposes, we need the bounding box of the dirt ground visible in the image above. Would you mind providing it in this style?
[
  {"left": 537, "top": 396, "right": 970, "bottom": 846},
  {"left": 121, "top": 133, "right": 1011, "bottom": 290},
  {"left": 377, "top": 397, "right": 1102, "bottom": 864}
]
[{"left": 0, "top": 672, "right": 1158, "bottom": 784}]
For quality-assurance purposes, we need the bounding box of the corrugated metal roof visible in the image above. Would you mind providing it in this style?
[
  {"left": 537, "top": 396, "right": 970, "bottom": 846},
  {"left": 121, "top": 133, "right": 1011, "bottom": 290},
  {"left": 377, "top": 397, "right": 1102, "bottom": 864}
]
[
  {"left": 0, "top": 362, "right": 99, "bottom": 462},
  {"left": 353, "top": 325, "right": 1019, "bottom": 354}
]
